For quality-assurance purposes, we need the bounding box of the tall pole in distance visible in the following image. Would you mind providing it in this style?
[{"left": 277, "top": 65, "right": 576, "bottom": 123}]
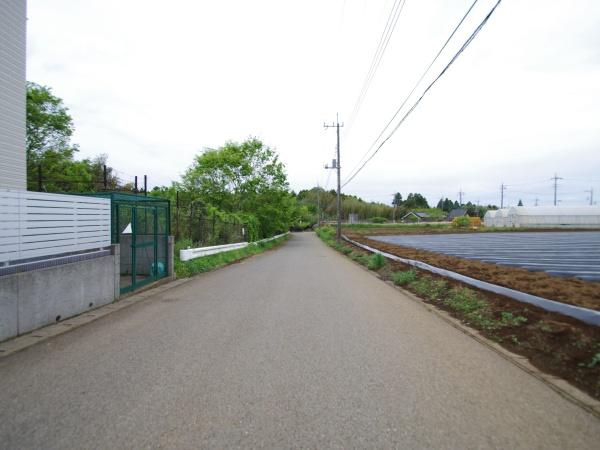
[
  {"left": 552, "top": 173, "right": 562, "bottom": 206},
  {"left": 500, "top": 183, "right": 506, "bottom": 208},
  {"left": 316, "top": 182, "right": 321, "bottom": 224},
  {"left": 586, "top": 187, "right": 594, "bottom": 206},
  {"left": 458, "top": 189, "right": 465, "bottom": 206},
  {"left": 324, "top": 115, "right": 344, "bottom": 240}
]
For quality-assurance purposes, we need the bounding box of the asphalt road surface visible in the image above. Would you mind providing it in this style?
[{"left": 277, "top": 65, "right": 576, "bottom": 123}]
[
  {"left": 371, "top": 231, "right": 600, "bottom": 281},
  {"left": 1, "top": 233, "right": 599, "bottom": 449}
]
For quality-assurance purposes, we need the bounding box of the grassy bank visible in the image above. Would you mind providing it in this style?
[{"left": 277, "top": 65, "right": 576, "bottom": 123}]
[
  {"left": 174, "top": 235, "right": 289, "bottom": 278},
  {"left": 316, "top": 225, "right": 600, "bottom": 400}
]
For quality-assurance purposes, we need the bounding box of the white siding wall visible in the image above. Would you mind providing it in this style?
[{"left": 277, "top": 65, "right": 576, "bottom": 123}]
[
  {"left": 0, "top": 0, "right": 27, "bottom": 190},
  {"left": 0, "top": 189, "right": 111, "bottom": 264}
]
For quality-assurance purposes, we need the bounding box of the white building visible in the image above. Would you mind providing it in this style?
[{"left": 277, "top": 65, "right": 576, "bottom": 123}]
[{"left": 0, "top": 0, "right": 27, "bottom": 190}]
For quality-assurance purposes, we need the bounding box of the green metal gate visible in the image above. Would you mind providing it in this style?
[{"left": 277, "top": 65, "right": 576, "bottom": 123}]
[{"left": 86, "top": 193, "right": 170, "bottom": 294}]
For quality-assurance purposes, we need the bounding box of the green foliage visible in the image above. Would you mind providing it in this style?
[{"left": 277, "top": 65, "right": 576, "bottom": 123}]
[
  {"left": 499, "top": 312, "right": 528, "bottom": 327},
  {"left": 391, "top": 270, "right": 417, "bottom": 286},
  {"left": 175, "top": 235, "right": 288, "bottom": 278},
  {"left": 297, "top": 188, "right": 394, "bottom": 222},
  {"left": 444, "top": 287, "right": 496, "bottom": 330},
  {"left": 367, "top": 253, "right": 386, "bottom": 270},
  {"left": 26, "top": 82, "right": 119, "bottom": 192},
  {"left": 369, "top": 216, "right": 388, "bottom": 224},
  {"left": 452, "top": 216, "right": 471, "bottom": 228},
  {"left": 402, "top": 192, "right": 429, "bottom": 209},
  {"left": 181, "top": 138, "right": 294, "bottom": 238},
  {"left": 588, "top": 352, "right": 600, "bottom": 368}
]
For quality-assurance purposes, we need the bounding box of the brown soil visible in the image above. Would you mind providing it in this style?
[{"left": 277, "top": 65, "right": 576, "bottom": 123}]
[
  {"left": 335, "top": 238, "right": 600, "bottom": 401},
  {"left": 345, "top": 232, "right": 600, "bottom": 311}
]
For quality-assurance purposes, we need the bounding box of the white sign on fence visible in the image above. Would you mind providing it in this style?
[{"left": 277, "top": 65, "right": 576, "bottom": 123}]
[{"left": 0, "top": 190, "right": 111, "bottom": 264}]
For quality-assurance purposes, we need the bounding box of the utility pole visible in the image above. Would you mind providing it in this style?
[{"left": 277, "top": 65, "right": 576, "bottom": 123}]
[
  {"left": 535, "top": 197, "right": 539, "bottom": 207},
  {"left": 552, "top": 173, "right": 562, "bottom": 206},
  {"left": 586, "top": 187, "right": 594, "bottom": 206},
  {"left": 458, "top": 189, "right": 465, "bottom": 206},
  {"left": 316, "top": 182, "right": 321, "bottom": 224},
  {"left": 324, "top": 115, "right": 344, "bottom": 240},
  {"left": 500, "top": 183, "right": 507, "bottom": 209}
]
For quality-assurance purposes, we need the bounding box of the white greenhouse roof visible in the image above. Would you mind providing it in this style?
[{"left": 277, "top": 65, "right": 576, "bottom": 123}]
[{"left": 507, "top": 206, "right": 600, "bottom": 216}]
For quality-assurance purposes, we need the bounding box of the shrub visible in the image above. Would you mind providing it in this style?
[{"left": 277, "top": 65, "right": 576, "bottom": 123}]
[
  {"left": 469, "top": 217, "right": 482, "bottom": 228},
  {"left": 452, "top": 216, "right": 471, "bottom": 228},
  {"left": 369, "top": 216, "right": 388, "bottom": 224},
  {"left": 367, "top": 253, "right": 386, "bottom": 270},
  {"left": 392, "top": 270, "right": 417, "bottom": 286}
]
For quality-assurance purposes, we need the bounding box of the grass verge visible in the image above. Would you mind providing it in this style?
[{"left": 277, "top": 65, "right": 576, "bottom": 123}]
[
  {"left": 316, "top": 225, "right": 600, "bottom": 401},
  {"left": 174, "top": 235, "right": 289, "bottom": 278}
]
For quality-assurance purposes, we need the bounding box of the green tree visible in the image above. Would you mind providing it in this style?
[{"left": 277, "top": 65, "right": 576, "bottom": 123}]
[
  {"left": 182, "top": 138, "right": 292, "bottom": 237},
  {"left": 403, "top": 193, "right": 429, "bottom": 209},
  {"left": 26, "top": 82, "right": 118, "bottom": 192},
  {"left": 518, "top": 199, "right": 524, "bottom": 206},
  {"left": 392, "top": 192, "right": 403, "bottom": 207}
]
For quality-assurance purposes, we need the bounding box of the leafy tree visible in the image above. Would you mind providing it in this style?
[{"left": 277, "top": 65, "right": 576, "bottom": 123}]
[
  {"left": 26, "top": 82, "right": 118, "bottom": 192},
  {"left": 518, "top": 199, "right": 524, "bottom": 206},
  {"left": 403, "top": 193, "right": 429, "bottom": 209},
  {"left": 182, "top": 138, "right": 292, "bottom": 237},
  {"left": 392, "top": 192, "right": 403, "bottom": 207}
]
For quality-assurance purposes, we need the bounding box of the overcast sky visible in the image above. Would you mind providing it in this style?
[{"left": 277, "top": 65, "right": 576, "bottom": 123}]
[{"left": 27, "top": 0, "right": 600, "bottom": 207}]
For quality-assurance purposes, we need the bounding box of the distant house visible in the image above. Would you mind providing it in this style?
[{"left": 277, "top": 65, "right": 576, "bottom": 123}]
[
  {"left": 446, "top": 208, "right": 468, "bottom": 221},
  {"left": 401, "top": 211, "right": 430, "bottom": 223}
]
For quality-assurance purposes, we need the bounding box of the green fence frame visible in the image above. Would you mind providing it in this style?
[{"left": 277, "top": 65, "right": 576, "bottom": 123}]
[{"left": 85, "top": 192, "right": 170, "bottom": 294}]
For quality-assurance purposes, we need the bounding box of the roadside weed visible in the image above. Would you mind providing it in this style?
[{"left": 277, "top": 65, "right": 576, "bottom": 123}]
[
  {"left": 499, "top": 312, "right": 528, "bottom": 327},
  {"left": 367, "top": 253, "right": 386, "bottom": 270},
  {"left": 391, "top": 270, "right": 417, "bottom": 286},
  {"left": 588, "top": 352, "right": 600, "bottom": 368}
]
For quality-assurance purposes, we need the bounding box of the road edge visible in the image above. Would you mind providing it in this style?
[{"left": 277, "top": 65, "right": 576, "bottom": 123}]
[
  {"left": 323, "top": 236, "right": 600, "bottom": 420},
  {"left": 0, "top": 236, "right": 291, "bottom": 359}
]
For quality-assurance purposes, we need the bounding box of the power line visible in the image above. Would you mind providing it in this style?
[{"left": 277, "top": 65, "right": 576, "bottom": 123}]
[
  {"left": 343, "top": 0, "right": 480, "bottom": 184},
  {"left": 342, "top": 0, "right": 502, "bottom": 189},
  {"left": 345, "top": 0, "right": 408, "bottom": 134}
]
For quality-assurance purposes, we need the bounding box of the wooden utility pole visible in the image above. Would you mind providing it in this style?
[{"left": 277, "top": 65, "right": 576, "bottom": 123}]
[{"left": 324, "top": 115, "right": 344, "bottom": 240}]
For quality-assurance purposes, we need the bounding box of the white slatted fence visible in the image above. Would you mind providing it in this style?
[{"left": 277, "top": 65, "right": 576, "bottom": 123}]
[{"left": 0, "top": 190, "right": 111, "bottom": 264}]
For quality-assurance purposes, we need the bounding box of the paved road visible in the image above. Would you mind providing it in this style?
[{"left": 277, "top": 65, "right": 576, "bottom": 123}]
[
  {"left": 371, "top": 231, "right": 600, "bottom": 281},
  {"left": 1, "top": 233, "right": 599, "bottom": 449}
]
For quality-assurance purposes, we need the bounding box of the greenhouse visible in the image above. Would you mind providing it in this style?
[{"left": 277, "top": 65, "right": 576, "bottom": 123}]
[
  {"left": 485, "top": 206, "right": 600, "bottom": 228},
  {"left": 483, "top": 209, "right": 497, "bottom": 227}
]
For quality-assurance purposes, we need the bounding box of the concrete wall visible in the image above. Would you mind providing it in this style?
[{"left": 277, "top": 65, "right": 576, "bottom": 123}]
[
  {"left": 0, "top": 248, "right": 119, "bottom": 342},
  {"left": 0, "top": 0, "right": 27, "bottom": 190}
]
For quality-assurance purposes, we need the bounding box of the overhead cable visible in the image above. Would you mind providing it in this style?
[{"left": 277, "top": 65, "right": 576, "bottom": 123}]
[
  {"left": 343, "top": 0, "right": 503, "bottom": 189},
  {"left": 345, "top": 0, "right": 408, "bottom": 134}
]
